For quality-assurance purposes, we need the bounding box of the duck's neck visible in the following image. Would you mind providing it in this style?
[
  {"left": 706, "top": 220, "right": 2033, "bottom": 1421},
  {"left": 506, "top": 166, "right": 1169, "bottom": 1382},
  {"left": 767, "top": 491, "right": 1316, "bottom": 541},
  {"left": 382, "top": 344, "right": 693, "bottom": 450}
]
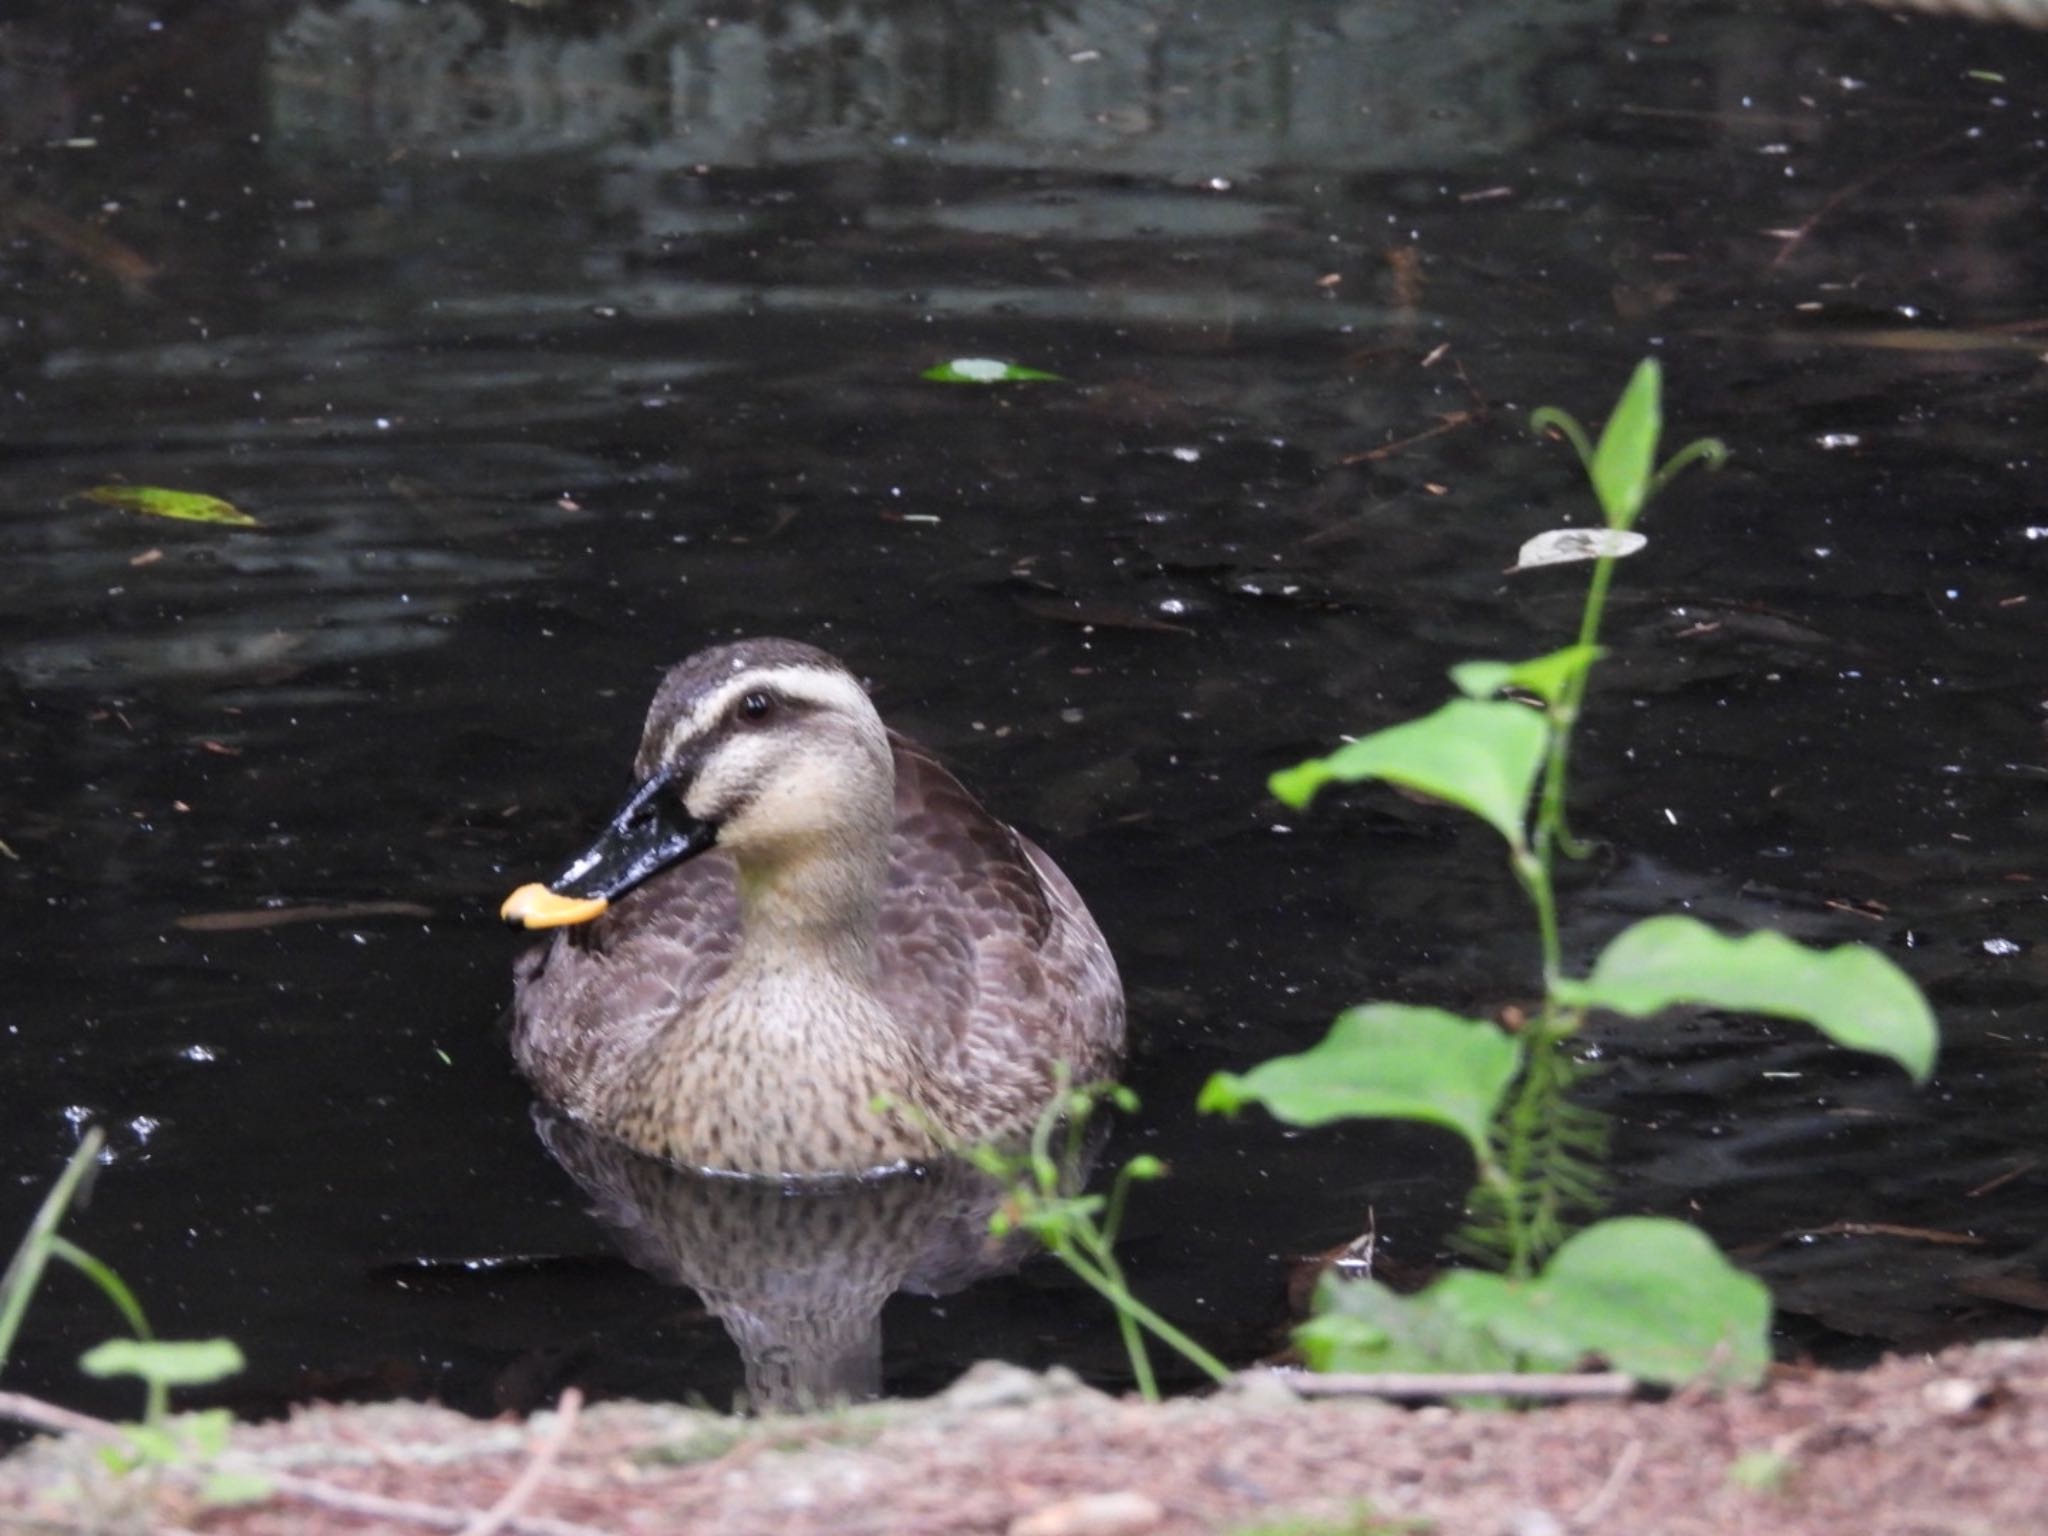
[{"left": 729, "top": 834, "right": 889, "bottom": 982}]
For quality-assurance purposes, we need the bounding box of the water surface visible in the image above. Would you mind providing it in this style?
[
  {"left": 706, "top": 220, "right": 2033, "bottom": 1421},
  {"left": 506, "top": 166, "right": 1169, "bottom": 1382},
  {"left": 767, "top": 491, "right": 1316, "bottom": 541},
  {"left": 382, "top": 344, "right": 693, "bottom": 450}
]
[{"left": 4, "top": 0, "right": 2047, "bottom": 1416}]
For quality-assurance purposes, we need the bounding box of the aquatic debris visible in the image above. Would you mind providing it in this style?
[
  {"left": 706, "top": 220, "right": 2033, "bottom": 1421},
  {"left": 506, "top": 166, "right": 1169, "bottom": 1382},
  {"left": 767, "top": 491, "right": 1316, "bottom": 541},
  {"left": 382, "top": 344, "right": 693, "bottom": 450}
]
[{"left": 174, "top": 901, "right": 432, "bottom": 933}]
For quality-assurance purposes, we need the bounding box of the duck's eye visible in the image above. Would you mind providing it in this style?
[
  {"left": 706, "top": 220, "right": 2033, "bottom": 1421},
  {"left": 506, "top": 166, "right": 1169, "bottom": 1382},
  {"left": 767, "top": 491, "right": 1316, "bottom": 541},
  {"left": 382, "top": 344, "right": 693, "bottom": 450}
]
[{"left": 738, "top": 691, "right": 774, "bottom": 723}]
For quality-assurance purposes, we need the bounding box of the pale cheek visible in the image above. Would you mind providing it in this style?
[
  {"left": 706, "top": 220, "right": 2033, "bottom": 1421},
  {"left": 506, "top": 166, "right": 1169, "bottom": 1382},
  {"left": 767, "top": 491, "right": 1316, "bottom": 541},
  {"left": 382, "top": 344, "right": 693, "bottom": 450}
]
[
  {"left": 686, "top": 743, "right": 770, "bottom": 823},
  {"left": 741, "top": 761, "right": 842, "bottom": 837}
]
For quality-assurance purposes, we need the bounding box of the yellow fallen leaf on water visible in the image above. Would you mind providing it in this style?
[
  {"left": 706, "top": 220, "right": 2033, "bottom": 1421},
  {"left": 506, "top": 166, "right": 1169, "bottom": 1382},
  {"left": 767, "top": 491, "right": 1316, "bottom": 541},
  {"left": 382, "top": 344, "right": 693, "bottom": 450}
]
[{"left": 78, "top": 485, "right": 259, "bottom": 527}]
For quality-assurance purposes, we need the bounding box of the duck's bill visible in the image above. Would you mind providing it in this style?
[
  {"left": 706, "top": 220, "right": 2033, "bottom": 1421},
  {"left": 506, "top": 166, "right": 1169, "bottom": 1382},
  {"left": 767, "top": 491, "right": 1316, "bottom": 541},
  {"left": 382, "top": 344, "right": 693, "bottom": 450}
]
[
  {"left": 499, "top": 773, "right": 717, "bottom": 930},
  {"left": 499, "top": 884, "right": 609, "bottom": 929}
]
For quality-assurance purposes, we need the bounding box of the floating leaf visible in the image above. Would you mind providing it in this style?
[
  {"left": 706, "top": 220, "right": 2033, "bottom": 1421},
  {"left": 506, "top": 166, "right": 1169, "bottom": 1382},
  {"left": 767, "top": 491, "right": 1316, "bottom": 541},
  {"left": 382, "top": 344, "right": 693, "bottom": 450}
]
[
  {"left": 78, "top": 486, "right": 258, "bottom": 527},
  {"left": 1200, "top": 1004, "right": 1522, "bottom": 1167},
  {"left": 921, "top": 358, "right": 1063, "bottom": 384},
  {"left": 1451, "top": 646, "right": 1604, "bottom": 707},
  {"left": 1270, "top": 698, "right": 1548, "bottom": 848},
  {"left": 79, "top": 1337, "right": 246, "bottom": 1388},
  {"left": 1557, "top": 915, "right": 1936, "bottom": 1082},
  {"left": 1510, "top": 528, "right": 1646, "bottom": 572},
  {"left": 1436, "top": 1218, "right": 1771, "bottom": 1386}
]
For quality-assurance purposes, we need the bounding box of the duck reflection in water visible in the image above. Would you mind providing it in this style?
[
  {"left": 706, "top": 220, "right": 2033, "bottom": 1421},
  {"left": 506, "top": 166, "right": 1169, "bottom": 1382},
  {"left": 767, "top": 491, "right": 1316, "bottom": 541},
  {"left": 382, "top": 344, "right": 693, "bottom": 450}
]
[{"left": 534, "top": 1108, "right": 1093, "bottom": 1410}]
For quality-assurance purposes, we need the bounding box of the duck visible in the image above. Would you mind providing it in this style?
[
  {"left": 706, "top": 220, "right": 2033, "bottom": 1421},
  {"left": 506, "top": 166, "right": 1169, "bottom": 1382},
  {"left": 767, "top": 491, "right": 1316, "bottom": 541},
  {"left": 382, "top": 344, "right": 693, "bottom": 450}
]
[{"left": 500, "top": 638, "right": 1125, "bottom": 1178}]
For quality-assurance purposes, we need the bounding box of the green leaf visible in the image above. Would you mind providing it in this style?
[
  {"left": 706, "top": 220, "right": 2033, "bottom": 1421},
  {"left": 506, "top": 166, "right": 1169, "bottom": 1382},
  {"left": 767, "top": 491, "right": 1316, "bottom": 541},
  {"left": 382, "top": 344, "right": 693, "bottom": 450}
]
[
  {"left": 201, "top": 1471, "right": 274, "bottom": 1507},
  {"left": 1588, "top": 359, "right": 1662, "bottom": 530},
  {"left": 1199, "top": 1004, "right": 1522, "bottom": 1166},
  {"left": 96, "top": 1440, "right": 143, "bottom": 1474},
  {"left": 1299, "top": 1278, "right": 1519, "bottom": 1374},
  {"left": 49, "top": 1238, "right": 151, "bottom": 1341},
  {"left": 1451, "top": 646, "right": 1604, "bottom": 707},
  {"left": 920, "top": 358, "right": 1063, "bottom": 384},
  {"left": 80, "top": 1337, "right": 245, "bottom": 1388},
  {"left": 78, "top": 485, "right": 259, "bottom": 527},
  {"left": 1727, "top": 1450, "right": 1793, "bottom": 1493},
  {"left": 1439, "top": 1218, "right": 1770, "bottom": 1386},
  {"left": 109, "top": 1425, "right": 177, "bottom": 1466},
  {"left": 1269, "top": 699, "right": 1548, "bottom": 848},
  {"left": 181, "top": 1408, "right": 235, "bottom": 1457},
  {"left": 1558, "top": 915, "right": 1936, "bottom": 1082}
]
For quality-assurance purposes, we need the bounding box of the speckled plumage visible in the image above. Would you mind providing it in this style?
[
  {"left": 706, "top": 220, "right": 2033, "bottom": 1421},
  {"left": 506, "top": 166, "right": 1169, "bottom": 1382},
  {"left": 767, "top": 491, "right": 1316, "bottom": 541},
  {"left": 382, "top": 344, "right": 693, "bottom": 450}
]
[{"left": 508, "top": 640, "right": 1125, "bottom": 1177}]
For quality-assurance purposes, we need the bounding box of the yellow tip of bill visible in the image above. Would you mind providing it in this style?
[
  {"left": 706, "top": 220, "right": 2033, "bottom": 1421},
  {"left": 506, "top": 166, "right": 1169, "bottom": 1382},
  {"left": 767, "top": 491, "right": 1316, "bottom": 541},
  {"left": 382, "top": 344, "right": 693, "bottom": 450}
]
[{"left": 501, "top": 882, "right": 609, "bottom": 929}]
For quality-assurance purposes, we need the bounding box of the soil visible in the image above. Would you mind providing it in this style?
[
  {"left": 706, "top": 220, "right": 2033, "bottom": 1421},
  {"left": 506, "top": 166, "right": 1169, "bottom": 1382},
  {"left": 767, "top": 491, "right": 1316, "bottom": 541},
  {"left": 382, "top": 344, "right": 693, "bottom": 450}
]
[{"left": 3, "top": 1337, "right": 2045, "bottom": 1536}]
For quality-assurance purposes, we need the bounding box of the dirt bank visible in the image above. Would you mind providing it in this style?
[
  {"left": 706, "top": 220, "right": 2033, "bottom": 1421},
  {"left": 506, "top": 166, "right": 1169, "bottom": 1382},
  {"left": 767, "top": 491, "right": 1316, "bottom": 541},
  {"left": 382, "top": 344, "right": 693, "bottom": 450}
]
[{"left": 4, "top": 1335, "right": 2045, "bottom": 1535}]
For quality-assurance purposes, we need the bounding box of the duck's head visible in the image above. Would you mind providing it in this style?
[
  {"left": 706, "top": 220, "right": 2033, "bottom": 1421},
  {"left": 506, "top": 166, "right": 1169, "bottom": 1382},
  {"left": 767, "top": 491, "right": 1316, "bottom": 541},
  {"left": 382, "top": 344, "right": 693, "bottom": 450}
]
[{"left": 501, "top": 639, "right": 893, "bottom": 930}]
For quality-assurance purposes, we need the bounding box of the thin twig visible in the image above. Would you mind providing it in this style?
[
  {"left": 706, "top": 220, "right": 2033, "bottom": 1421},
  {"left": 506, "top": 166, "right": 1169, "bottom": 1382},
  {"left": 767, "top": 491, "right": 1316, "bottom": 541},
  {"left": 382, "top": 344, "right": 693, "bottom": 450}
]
[
  {"left": 1247, "top": 1369, "right": 1638, "bottom": 1401},
  {"left": 1339, "top": 410, "right": 1476, "bottom": 465},
  {"left": 1965, "top": 1157, "right": 2039, "bottom": 1199},
  {"left": 0, "top": 1391, "right": 122, "bottom": 1441},
  {"left": 1766, "top": 130, "right": 1969, "bottom": 270},
  {"left": 0, "top": 1519, "right": 204, "bottom": 1535},
  {"left": 458, "top": 1387, "right": 585, "bottom": 1536},
  {"left": 258, "top": 1469, "right": 609, "bottom": 1536},
  {"left": 1572, "top": 1435, "right": 1643, "bottom": 1526}
]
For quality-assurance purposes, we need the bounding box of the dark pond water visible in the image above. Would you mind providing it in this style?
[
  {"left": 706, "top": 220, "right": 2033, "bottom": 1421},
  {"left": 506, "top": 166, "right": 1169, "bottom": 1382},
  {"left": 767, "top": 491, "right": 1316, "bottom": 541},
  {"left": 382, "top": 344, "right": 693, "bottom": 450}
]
[{"left": 4, "top": 0, "right": 2047, "bottom": 1420}]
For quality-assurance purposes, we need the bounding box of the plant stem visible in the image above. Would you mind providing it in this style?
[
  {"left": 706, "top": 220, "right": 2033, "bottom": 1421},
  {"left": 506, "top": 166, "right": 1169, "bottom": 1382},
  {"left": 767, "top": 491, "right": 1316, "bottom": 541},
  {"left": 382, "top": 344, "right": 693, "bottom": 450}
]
[
  {"left": 1536, "top": 549, "right": 1621, "bottom": 864},
  {"left": 1050, "top": 1236, "right": 1158, "bottom": 1400},
  {"left": 1491, "top": 546, "right": 1624, "bottom": 1275},
  {"left": 1055, "top": 1235, "right": 1233, "bottom": 1389},
  {"left": 1513, "top": 848, "right": 1563, "bottom": 995}
]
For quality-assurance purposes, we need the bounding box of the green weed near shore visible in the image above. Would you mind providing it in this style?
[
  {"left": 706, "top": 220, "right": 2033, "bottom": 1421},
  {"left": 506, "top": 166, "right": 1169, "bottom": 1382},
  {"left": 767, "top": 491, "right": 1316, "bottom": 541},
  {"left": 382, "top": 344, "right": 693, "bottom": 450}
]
[
  {"left": 1203, "top": 360, "right": 1936, "bottom": 1386},
  {"left": 0, "top": 1129, "right": 256, "bottom": 1501}
]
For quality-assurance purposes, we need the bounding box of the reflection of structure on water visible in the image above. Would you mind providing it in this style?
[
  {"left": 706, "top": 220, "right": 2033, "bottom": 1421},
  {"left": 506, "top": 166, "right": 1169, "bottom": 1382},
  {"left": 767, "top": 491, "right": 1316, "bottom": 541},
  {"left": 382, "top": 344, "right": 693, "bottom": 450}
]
[
  {"left": 535, "top": 1110, "right": 1043, "bottom": 1411},
  {"left": 268, "top": 0, "right": 1531, "bottom": 173}
]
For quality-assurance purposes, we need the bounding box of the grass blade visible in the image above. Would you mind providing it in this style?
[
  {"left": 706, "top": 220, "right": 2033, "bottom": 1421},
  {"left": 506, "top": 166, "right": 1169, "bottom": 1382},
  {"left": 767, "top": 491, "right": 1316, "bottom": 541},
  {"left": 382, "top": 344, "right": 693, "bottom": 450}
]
[{"left": 0, "top": 1130, "right": 107, "bottom": 1375}]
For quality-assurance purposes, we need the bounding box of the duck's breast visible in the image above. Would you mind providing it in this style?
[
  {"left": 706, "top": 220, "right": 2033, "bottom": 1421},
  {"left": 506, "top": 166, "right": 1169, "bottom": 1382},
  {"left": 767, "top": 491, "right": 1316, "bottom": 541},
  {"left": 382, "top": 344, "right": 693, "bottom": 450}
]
[{"left": 508, "top": 850, "right": 743, "bottom": 1117}]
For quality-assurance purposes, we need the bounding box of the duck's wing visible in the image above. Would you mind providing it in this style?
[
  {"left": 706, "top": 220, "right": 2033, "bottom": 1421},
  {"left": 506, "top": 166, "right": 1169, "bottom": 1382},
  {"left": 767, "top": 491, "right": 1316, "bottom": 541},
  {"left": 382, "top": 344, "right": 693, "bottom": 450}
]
[
  {"left": 508, "top": 851, "right": 742, "bottom": 1117},
  {"left": 876, "top": 732, "right": 1126, "bottom": 1130}
]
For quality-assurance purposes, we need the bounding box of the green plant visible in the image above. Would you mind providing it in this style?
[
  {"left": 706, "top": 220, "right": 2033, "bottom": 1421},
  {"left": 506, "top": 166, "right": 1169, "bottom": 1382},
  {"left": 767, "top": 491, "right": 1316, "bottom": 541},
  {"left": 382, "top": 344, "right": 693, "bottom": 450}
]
[
  {"left": 1202, "top": 360, "right": 1936, "bottom": 1386},
  {"left": 2, "top": 1129, "right": 251, "bottom": 1494},
  {"left": 955, "top": 1072, "right": 1232, "bottom": 1402},
  {"left": 1727, "top": 1448, "right": 1796, "bottom": 1494}
]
